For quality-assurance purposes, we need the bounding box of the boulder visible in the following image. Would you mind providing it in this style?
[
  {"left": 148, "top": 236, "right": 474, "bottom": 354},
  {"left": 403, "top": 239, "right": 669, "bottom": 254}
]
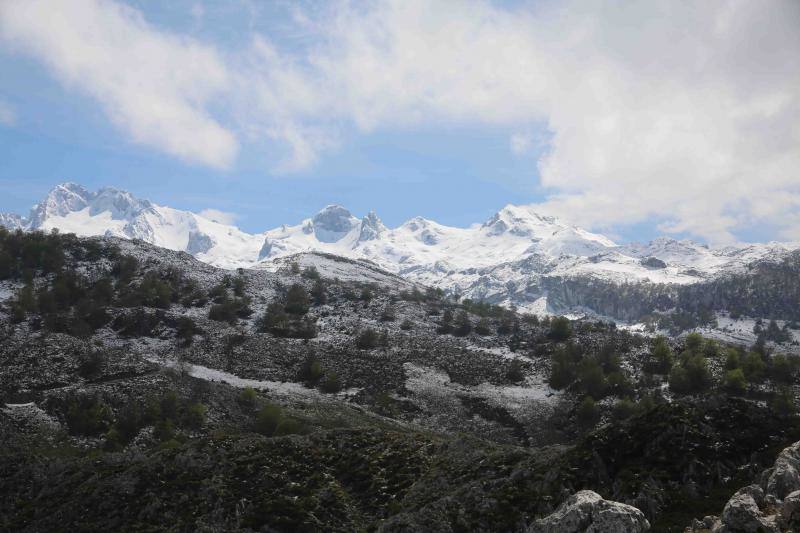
[
  {"left": 761, "top": 442, "right": 800, "bottom": 501},
  {"left": 779, "top": 490, "right": 800, "bottom": 529},
  {"left": 529, "top": 490, "right": 649, "bottom": 533},
  {"left": 720, "top": 485, "right": 777, "bottom": 532}
]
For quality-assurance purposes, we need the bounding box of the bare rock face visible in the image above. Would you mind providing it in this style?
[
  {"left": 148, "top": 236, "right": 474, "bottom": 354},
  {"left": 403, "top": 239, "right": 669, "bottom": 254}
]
[{"left": 528, "top": 490, "right": 650, "bottom": 533}]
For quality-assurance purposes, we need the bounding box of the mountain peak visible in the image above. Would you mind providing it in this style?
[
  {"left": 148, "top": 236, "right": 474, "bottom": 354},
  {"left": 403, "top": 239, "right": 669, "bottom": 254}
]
[
  {"left": 28, "top": 182, "right": 92, "bottom": 227},
  {"left": 358, "top": 211, "right": 386, "bottom": 242},
  {"left": 483, "top": 204, "right": 561, "bottom": 237},
  {"left": 311, "top": 205, "right": 358, "bottom": 243}
]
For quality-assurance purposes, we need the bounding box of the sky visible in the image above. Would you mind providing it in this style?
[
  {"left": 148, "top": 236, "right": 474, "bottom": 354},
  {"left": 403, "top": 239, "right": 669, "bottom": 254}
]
[{"left": 0, "top": 0, "right": 799, "bottom": 243}]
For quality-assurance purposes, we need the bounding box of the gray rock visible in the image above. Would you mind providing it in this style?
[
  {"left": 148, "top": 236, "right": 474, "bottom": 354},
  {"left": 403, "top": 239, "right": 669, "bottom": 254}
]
[
  {"left": 720, "top": 485, "right": 777, "bottom": 532},
  {"left": 186, "top": 231, "right": 214, "bottom": 255},
  {"left": 529, "top": 490, "right": 650, "bottom": 533},
  {"left": 762, "top": 442, "right": 800, "bottom": 501},
  {"left": 779, "top": 490, "right": 800, "bottom": 529},
  {"left": 257, "top": 237, "right": 272, "bottom": 260},
  {"left": 640, "top": 257, "right": 667, "bottom": 269}
]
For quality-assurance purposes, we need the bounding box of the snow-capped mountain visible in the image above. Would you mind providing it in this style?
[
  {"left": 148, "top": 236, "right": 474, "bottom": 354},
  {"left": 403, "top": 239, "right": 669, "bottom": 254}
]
[{"left": 2, "top": 183, "right": 797, "bottom": 316}]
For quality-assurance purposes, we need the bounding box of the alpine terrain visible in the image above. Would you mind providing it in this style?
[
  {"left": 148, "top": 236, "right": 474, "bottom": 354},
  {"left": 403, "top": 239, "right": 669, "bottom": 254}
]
[
  {"left": 1, "top": 193, "right": 800, "bottom": 531},
  {"left": 3, "top": 183, "right": 799, "bottom": 343}
]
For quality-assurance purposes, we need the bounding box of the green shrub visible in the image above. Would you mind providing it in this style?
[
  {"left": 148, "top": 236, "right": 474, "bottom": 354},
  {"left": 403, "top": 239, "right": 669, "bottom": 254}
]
[
  {"left": 771, "top": 354, "right": 800, "bottom": 384},
  {"left": 153, "top": 419, "right": 175, "bottom": 442},
  {"left": 297, "top": 355, "right": 323, "bottom": 386},
  {"left": 255, "top": 404, "right": 283, "bottom": 436},
  {"left": 684, "top": 332, "right": 703, "bottom": 353},
  {"left": 64, "top": 394, "right": 113, "bottom": 436},
  {"left": 175, "top": 316, "right": 201, "bottom": 345},
  {"left": 612, "top": 397, "right": 638, "bottom": 420},
  {"left": 274, "top": 418, "right": 303, "bottom": 436},
  {"left": 356, "top": 328, "right": 380, "bottom": 349},
  {"left": 742, "top": 351, "right": 766, "bottom": 383},
  {"left": 77, "top": 349, "right": 106, "bottom": 379},
  {"left": 723, "top": 368, "right": 747, "bottom": 395},
  {"left": 474, "top": 318, "right": 492, "bottom": 336},
  {"left": 505, "top": 360, "right": 525, "bottom": 383},
  {"left": 549, "top": 345, "right": 580, "bottom": 389},
  {"left": 649, "top": 336, "right": 673, "bottom": 374},
  {"left": 576, "top": 396, "right": 600, "bottom": 428},
  {"left": 182, "top": 402, "right": 207, "bottom": 430},
  {"left": 285, "top": 284, "right": 310, "bottom": 315},
  {"left": 577, "top": 358, "right": 607, "bottom": 399},
  {"left": 311, "top": 279, "right": 327, "bottom": 305},
  {"left": 770, "top": 387, "right": 796, "bottom": 417},
  {"left": 380, "top": 305, "right": 396, "bottom": 322},
  {"left": 319, "top": 372, "right": 343, "bottom": 394},
  {"left": 360, "top": 287, "right": 373, "bottom": 302},
  {"left": 452, "top": 310, "right": 472, "bottom": 337},
  {"left": 301, "top": 266, "right": 320, "bottom": 280},
  {"left": 238, "top": 387, "right": 258, "bottom": 410},
  {"left": 669, "top": 353, "right": 711, "bottom": 395},
  {"left": 548, "top": 316, "right": 572, "bottom": 341},
  {"left": 437, "top": 309, "right": 454, "bottom": 334}
]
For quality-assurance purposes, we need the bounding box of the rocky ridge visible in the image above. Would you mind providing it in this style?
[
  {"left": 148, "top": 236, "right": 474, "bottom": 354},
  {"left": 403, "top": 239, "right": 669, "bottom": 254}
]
[{"left": 2, "top": 183, "right": 799, "bottom": 327}]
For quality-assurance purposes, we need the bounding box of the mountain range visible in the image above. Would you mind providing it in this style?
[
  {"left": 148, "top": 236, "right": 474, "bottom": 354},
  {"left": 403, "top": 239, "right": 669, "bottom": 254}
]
[{"left": 2, "top": 182, "right": 798, "bottom": 321}]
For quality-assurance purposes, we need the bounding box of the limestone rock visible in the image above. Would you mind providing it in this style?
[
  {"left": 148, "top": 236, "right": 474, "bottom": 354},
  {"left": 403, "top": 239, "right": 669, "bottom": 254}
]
[
  {"left": 529, "top": 490, "right": 650, "bottom": 533},
  {"left": 720, "top": 485, "right": 777, "bottom": 532}
]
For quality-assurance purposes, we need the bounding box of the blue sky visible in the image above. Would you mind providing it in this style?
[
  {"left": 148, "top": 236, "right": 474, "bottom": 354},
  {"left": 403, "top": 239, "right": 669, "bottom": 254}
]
[
  {"left": 0, "top": 1, "right": 554, "bottom": 233},
  {"left": 1, "top": 1, "right": 798, "bottom": 242}
]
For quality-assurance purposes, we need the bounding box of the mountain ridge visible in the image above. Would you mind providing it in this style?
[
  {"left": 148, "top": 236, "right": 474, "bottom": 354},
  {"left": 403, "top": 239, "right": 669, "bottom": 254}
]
[{"left": 2, "top": 183, "right": 797, "bottom": 320}]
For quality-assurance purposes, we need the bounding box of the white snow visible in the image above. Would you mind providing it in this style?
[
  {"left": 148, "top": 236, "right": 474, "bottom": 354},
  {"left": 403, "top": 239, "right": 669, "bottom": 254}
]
[
  {"left": 5, "top": 182, "right": 798, "bottom": 315},
  {"left": 403, "top": 362, "right": 558, "bottom": 408},
  {"left": 144, "top": 356, "right": 362, "bottom": 400}
]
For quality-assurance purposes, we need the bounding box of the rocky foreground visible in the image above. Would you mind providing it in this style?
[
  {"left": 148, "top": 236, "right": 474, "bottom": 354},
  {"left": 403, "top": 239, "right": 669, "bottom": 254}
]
[{"left": 688, "top": 440, "right": 800, "bottom": 532}]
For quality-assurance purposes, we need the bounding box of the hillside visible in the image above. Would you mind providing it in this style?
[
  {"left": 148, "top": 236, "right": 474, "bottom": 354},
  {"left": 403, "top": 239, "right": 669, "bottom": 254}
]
[{"left": 3, "top": 229, "right": 800, "bottom": 531}]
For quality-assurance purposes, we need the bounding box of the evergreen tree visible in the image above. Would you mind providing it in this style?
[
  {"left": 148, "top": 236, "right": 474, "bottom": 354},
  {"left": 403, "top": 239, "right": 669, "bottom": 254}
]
[
  {"left": 284, "top": 284, "right": 310, "bottom": 315},
  {"left": 548, "top": 316, "right": 572, "bottom": 341}
]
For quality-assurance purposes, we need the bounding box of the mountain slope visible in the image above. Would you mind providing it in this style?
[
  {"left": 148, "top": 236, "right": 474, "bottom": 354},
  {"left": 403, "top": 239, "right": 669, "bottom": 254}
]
[{"left": 2, "top": 183, "right": 797, "bottom": 323}]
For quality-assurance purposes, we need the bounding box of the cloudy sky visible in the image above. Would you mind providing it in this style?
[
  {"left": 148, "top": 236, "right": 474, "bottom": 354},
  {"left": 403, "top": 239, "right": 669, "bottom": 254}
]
[{"left": 1, "top": 0, "right": 798, "bottom": 243}]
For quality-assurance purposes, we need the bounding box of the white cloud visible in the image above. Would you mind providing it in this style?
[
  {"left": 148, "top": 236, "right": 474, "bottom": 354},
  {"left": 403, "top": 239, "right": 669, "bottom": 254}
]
[
  {"left": 2, "top": 0, "right": 800, "bottom": 242},
  {"left": 271, "top": 0, "right": 800, "bottom": 243},
  {"left": 0, "top": 98, "right": 15, "bottom": 126},
  {"left": 0, "top": 0, "right": 237, "bottom": 168},
  {"left": 198, "top": 208, "right": 238, "bottom": 225},
  {"left": 510, "top": 132, "right": 533, "bottom": 156}
]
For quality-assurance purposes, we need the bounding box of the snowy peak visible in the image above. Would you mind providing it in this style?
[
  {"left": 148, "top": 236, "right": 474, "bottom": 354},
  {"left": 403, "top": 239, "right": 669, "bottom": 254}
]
[
  {"left": 29, "top": 182, "right": 92, "bottom": 226},
  {"left": 25, "top": 183, "right": 154, "bottom": 230},
  {"left": 358, "top": 211, "right": 386, "bottom": 242},
  {"left": 482, "top": 204, "right": 616, "bottom": 250},
  {"left": 89, "top": 187, "right": 152, "bottom": 219},
  {"left": 4, "top": 182, "right": 797, "bottom": 312},
  {"left": 482, "top": 204, "right": 561, "bottom": 238},
  {"left": 310, "top": 205, "right": 359, "bottom": 243},
  {"left": 0, "top": 212, "right": 25, "bottom": 230}
]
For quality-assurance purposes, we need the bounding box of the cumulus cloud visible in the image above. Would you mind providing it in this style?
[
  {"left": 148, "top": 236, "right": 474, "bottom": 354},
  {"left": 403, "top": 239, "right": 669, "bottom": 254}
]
[
  {"left": 197, "top": 208, "right": 238, "bottom": 225},
  {"left": 0, "top": 98, "right": 15, "bottom": 126},
  {"left": 0, "top": 0, "right": 237, "bottom": 168},
  {"left": 288, "top": 0, "right": 800, "bottom": 243},
  {"left": 2, "top": 0, "right": 799, "bottom": 241}
]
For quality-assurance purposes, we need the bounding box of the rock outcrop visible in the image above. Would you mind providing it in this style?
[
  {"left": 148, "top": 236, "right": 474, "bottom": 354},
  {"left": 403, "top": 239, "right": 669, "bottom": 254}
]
[
  {"left": 529, "top": 490, "right": 650, "bottom": 533},
  {"left": 688, "top": 441, "right": 800, "bottom": 532}
]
